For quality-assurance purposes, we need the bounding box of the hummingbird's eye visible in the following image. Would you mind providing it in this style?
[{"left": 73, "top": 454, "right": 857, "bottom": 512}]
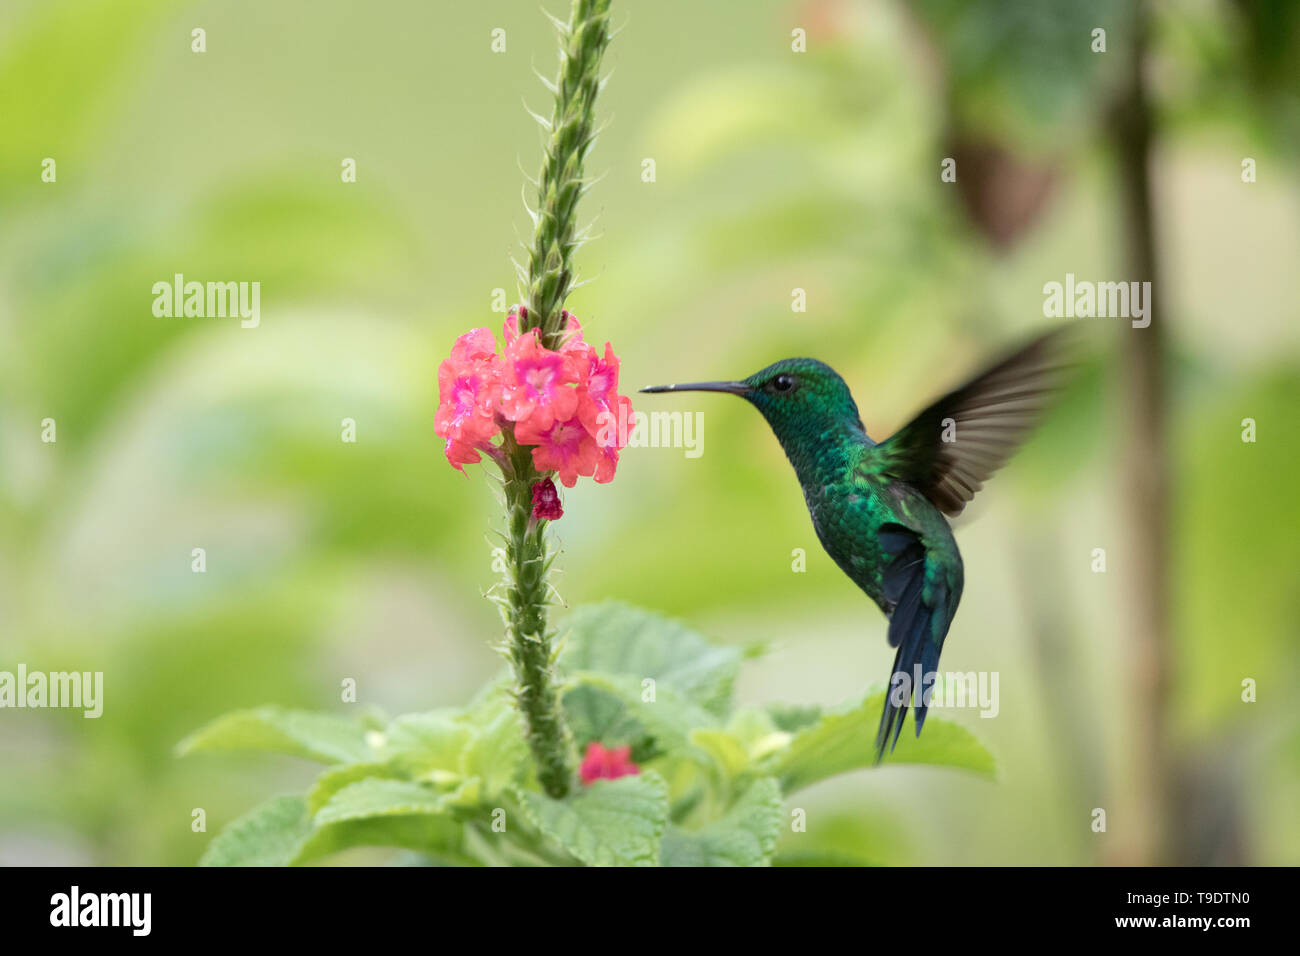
[{"left": 772, "top": 373, "right": 797, "bottom": 393}]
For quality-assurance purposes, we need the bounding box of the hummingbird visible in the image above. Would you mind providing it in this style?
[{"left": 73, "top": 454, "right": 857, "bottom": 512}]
[{"left": 641, "top": 327, "right": 1075, "bottom": 760}]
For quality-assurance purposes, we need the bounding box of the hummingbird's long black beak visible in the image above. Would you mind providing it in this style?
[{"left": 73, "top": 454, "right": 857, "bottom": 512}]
[{"left": 639, "top": 381, "right": 751, "bottom": 395}]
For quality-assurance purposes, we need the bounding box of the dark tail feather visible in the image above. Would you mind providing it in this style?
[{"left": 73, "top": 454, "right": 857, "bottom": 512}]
[
  {"left": 912, "top": 638, "right": 943, "bottom": 737},
  {"left": 874, "top": 570, "right": 951, "bottom": 763}
]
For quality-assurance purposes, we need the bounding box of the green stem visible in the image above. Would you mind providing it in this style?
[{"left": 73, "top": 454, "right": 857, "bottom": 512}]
[
  {"left": 501, "top": 431, "right": 575, "bottom": 797},
  {"left": 522, "top": 0, "right": 613, "bottom": 349},
  {"left": 501, "top": 0, "right": 614, "bottom": 799}
]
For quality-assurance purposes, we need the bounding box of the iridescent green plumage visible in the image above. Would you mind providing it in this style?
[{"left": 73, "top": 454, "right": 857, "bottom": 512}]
[{"left": 643, "top": 328, "right": 1073, "bottom": 759}]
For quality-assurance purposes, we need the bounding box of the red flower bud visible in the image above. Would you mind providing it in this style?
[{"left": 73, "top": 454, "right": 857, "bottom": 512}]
[
  {"left": 530, "top": 477, "right": 564, "bottom": 521},
  {"left": 579, "top": 742, "right": 639, "bottom": 784}
]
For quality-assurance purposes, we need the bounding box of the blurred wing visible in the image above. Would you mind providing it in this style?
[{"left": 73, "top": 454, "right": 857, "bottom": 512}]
[{"left": 870, "top": 326, "right": 1077, "bottom": 517}]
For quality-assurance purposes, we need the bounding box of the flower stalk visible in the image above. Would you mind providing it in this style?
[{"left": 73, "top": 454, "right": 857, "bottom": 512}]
[
  {"left": 499, "top": 428, "right": 573, "bottom": 797},
  {"left": 503, "top": 0, "right": 614, "bottom": 798},
  {"left": 522, "top": 0, "right": 614, "bottom": 350}
]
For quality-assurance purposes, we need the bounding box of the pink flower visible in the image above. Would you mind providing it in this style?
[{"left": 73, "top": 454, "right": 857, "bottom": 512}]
[
  {"left": 593, "top": 392, "right": 635, "bottom": 447},
  {"left": 435, "top": 312, "right": 633, "bottom": 485},
  {"left": 435, "top": 328, "right": 503, "bottom": 471},
  {"left": 579, "top": 742, "right": 640, "bottom": 785},
  {"left": 588, "top": 393, "right": 634, "bottom": 484},
  {"left": 574, "top": 341, "right": 625, "bottom": 436},
  {"left": 530, "top": 478, "right": 563, "bottom": 521},
  {"left": 499, "top": 329, "right": 580, "bottom": 430},
  {"left": 443, "top": 438, "right": 483, "bottom": 471},
  {"left": 516, "top": 415, "right": 599, "bottom": 487},
  {"left": 436, "top": 371, "right": 498, "bottom": 442},
  {"left": 592, "top": 443, "right": 620, "bottom": 484},
  {"left": 450, "top": 326, "right": 498, "bottom": 365}
]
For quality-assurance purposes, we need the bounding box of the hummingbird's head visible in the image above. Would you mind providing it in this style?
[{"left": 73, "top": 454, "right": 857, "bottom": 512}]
[
  {"left": 735, "top": 358, "right": 865, "bottom": 434},
  {"left": 641, "top": 358, "right": 868, "bottom": 477}
]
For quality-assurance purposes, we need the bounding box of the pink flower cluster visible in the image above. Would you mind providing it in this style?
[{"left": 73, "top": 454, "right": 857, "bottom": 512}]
[
  {"left": 435, "top": 308, "right": 634, "bottom": 491},
  {"left": 579, "top": 742, "right": 640, "bottom": 785}
]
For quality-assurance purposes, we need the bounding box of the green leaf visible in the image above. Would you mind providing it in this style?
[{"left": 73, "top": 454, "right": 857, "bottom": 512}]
[
  {"left": 771, "top": 692, "right": 995, "bottom": 792},
  {"left": 378, "top": 709, "right": 473, "bottom": 777},
  {"left": 178, "top": 707, "right": 371, "bottom": 764},
  {"left": 562, "top": 602, "right": 741, "bottom": 715},
  {"left": 689, "top": 729, "right": 752, "bottom": 780},
  {"left": 519, "top": 772, "right": 669, "bottom": 867},
  {"left": 766, "top": 702, "right": 824, "bottom": 733},
  {"left": 292, "top": 815, "right": 467, "bottom": 866},
  {"left": 375, "top": 696, "right": 527, "bottom": 799},
  {"left": 568, "top": 671, "right": 718, "bottom": 753},
  {"left": 199, "top": 792, "right": 470, "bottom": 867},
  {"left": 313, "top": 779, "right": 463, "bottom": 825},
  {"left": 661, "top": 778, "right": 783, "bottom": 867},
  {"left": 306, "top": 762, "right": 406, "bottom": 816},
  {"left": 200, "top": 790, "right": 470, "bottom": 868},
  {"left": 563, "top": 684, "right": 645, "bottom": 749},
  {"left": 775, "top": 808, "right": 911, "bottom": 867},
  {"left": 199, "top": 795, "right": 315, "bottom": 867},
  {"left": 724, "top": 708, "right": 793, "bottom": 761},
  {"left": 458, "top": 700, "right": 528, "bottom": 799},
  {"left": 689, "top": 711, "right": 795, "bottom": 782}
]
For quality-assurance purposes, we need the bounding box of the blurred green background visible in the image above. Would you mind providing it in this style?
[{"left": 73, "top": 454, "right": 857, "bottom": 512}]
[{"left": 1, "top": 0, "right": 1297, "bottom": 865}]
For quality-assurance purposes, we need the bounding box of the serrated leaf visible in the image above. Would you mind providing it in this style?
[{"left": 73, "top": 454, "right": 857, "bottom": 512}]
[
  {"left": 199, "top": 795, "right": 315, "bottom": 867},
  {"left": 313, "top": 779, "right": 462, "bottom": 825},
  {"left": 563, "top": 684, "right": 645, "bottom": 749},
  {"left": 561, "top": 602, "right": 741, "bottom": 715},
  {"left": 379, "top": 710, "right": 473, "bottom": 776},
  {"left": 771, "top": 693, "right": 995, "bottom": 792},
  {"left": 306, "top": 762, "right": 406, "bottom": 816},
  {"left": 458, "top": 701, "right": 528, "bottom": 799},
  {"left": 178, "top": 707, "right": 370, "bottom": 764},
  {"left": 661, "top": 778, "right": 783, "bottom": 867},
  {"left": 199, "top": 793, "right": 470, "bottom": 867},
  {"left": 519, "top": 772, "right": 669, "bottom": 867},
  {"left": 568, "top": 671, "right": 718, "bottom": 753},
  {"left": 291, "top": 815, "right": 468, "bottom": 866}
]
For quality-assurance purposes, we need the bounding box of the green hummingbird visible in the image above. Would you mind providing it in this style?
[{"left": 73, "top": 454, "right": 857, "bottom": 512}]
[{"left": 641, "top": 327, "right": 1074, "bottom": 760}]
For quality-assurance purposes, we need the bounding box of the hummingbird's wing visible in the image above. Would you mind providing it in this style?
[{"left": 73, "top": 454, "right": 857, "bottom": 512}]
[{"left": 870, "top": 326, "right": 1076, "bottom": 517}]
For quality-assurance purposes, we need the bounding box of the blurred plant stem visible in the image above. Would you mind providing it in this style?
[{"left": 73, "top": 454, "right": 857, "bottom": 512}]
[
  {"left": 1012, "top": 525, "right": 1106, "bottom": 864},
  {"left": 1109, "top": 0, "right": 1173, "bottom": 865},
  {"left": 501, "top": 0, "right": 613, "bottom": 799}
]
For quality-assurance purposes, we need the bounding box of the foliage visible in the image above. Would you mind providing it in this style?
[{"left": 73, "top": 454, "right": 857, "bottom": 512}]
[
  {"left": 182, "top": 603, "right": 992, "bottom": 866},
  {"left": 4, "top": 0, "right": 1298, "bottom": 868}
]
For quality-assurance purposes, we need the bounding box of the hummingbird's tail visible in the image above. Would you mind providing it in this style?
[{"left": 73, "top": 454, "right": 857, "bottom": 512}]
[{"left": 874, "top": 545, "right": 955, "bottom": 762}]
